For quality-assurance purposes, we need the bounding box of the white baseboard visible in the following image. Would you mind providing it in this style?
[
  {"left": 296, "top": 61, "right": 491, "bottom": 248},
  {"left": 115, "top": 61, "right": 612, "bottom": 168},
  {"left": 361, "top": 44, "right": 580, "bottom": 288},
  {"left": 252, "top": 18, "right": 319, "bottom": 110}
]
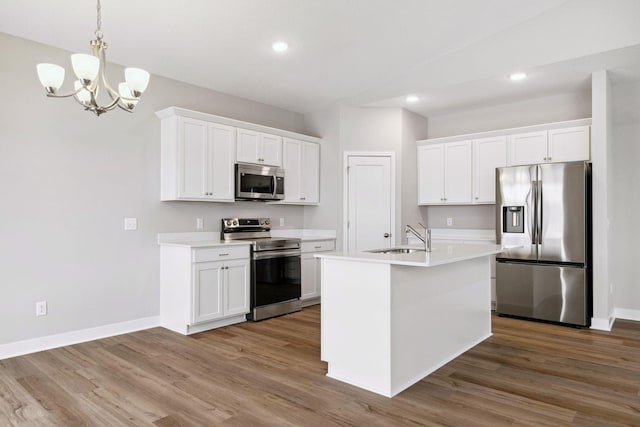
[
  {"left": 0, "top": 316, "right": 160, "bottom": 360},
  {"left": 614, "top": 308, "right": 640, "bottom": 322},
  {"left": 590, "top": 316, "right": 614, "bottom": 331}
]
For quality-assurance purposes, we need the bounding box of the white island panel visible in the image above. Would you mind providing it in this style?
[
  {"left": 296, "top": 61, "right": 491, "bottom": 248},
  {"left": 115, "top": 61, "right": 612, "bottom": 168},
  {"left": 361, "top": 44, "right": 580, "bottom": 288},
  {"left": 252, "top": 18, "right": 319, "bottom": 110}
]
[{"left": 318, "top": 243, "right": 500, "bottom": 397}]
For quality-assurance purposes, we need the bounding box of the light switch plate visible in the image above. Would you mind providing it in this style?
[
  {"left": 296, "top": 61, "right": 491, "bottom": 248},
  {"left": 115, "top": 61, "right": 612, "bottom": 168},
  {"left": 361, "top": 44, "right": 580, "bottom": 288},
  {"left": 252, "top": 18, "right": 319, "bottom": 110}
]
[
  {"left": 196, "top": 218, "right": 204, "bottom": 229},
  {"left": 446, "top": 217, "right": 453, "bottom": 226},
  {"left": 124, "top": 217, "right": 138, "bottom": 230}
]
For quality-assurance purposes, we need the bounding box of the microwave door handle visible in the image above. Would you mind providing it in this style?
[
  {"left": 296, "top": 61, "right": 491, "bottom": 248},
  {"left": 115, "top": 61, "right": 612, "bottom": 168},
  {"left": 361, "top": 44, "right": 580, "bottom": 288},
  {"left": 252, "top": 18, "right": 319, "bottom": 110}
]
[{"left": 272, "top": 174, "right": 277, "bottom": 199}]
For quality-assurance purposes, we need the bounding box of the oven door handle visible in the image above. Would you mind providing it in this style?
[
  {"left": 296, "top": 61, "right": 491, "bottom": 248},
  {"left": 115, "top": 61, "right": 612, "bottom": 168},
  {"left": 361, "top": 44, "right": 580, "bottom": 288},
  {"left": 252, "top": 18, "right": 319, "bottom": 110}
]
[{"left": 253, "top": 250, "right": 301, "bottom": 260}]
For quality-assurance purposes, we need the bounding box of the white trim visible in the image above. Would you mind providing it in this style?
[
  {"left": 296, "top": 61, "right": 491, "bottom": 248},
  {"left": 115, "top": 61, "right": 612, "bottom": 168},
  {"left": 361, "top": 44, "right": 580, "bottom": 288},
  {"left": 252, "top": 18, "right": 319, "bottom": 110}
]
[
  {"left": 343, "top": 151, "right": 396, "bottom": 252},
  {"left": 614, "top": 308, "right": 640, "bottom": 322},
  {"left": 590, "top": 316, "right": 614, "bottom": 331},
  {"left": 417, "top": 118, "right": 592, "bottom": 146},
  {"left": 156, "top": 106, "right": 321, "bottom": 144},
  {"left": 0, "top": 316, "right": 159, "bottom": 360}
]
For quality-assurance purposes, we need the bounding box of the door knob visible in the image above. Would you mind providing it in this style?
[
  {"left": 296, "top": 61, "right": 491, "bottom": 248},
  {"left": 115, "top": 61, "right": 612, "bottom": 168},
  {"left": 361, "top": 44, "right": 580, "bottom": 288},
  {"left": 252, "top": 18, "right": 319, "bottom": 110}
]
[{"left": 384, "top": 233, "right": 390, "bottom": 238}]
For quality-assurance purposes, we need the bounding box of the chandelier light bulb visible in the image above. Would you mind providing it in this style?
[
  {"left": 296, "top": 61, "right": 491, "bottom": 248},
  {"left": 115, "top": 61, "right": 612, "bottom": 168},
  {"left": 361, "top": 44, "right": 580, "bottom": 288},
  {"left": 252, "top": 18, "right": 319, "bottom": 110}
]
[
  {"left": 124, "top": 68, "right": 150, "bottom": 97},
  {"left": 71, "top": 54, "right": 100, "bottom": 85},
  {"left": 36, "top": 63, "right": 65, "bottom": 94},
  {"left": 74, "top": 80, "right": 93, "bottom": 105},
  {"left": 118, "top": 82, "right": 139, "bottom": 109}
]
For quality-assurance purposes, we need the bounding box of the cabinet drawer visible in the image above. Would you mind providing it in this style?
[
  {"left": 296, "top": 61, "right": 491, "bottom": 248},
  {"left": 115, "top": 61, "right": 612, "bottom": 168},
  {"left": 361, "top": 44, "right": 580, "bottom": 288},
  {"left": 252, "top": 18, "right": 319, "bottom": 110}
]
[
  {"left": 301, "top": 240, "right": 335, "bottom": 253},
  {"left": 192, "top": 245, "right": 249, "bottom": 263}
]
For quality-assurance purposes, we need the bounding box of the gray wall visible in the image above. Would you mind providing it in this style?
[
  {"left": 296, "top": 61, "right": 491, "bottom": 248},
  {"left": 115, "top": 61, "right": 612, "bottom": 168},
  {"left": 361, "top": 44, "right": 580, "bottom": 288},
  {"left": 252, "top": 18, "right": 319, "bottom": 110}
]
[
  {"left": 422, "top": 90, "right": 593, "bottom": 229},
  {"left": 611, "top": 79, "right": 640, "bottom": 312},
  {"left": 0, "top": 33, "right": 307, "bottom": 345},
  {"left": 303, "top": 105, "right": 429, "bottom": 249}
]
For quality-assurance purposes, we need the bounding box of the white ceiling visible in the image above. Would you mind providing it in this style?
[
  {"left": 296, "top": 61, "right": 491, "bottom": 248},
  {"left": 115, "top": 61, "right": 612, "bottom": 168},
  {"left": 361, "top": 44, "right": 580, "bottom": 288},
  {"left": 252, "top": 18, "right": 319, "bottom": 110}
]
[{"left": 1, "top": 0, "right": 640, "bottom": 117}]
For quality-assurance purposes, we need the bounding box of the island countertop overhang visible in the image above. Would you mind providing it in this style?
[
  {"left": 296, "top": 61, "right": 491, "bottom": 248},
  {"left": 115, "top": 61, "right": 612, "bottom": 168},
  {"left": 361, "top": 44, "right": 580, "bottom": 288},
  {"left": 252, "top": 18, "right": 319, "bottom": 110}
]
[{"left": 314, "top": 243, "right": 504, "bottom": 268}]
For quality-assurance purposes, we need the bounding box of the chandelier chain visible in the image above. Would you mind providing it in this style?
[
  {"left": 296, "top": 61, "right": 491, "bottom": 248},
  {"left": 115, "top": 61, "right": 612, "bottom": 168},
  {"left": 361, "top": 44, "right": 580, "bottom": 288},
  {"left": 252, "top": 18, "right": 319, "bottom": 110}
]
[{"left": 95, "top": 0, "right": 103, "bottom": 40}]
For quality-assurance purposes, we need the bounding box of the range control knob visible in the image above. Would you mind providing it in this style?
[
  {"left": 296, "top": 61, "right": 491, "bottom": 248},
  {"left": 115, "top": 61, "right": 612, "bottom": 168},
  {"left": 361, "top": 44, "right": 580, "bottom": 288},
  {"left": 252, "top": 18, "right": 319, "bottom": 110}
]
[
  {"left": 264, "top": 219, "right": 270, "bottom": 225},
  {"left": 232, "top": 220, "right": 238, "bottom": 226},
  {"left": 225, "top": 220, "right": 231, "bottom": 226}
]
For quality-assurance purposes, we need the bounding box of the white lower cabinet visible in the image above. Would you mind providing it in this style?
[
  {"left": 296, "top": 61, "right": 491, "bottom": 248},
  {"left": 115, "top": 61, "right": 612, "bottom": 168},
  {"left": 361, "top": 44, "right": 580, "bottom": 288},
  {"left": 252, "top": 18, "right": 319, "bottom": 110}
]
[
  {"left": 160, "top": 244, "right": 250, "bottom": 335},
  {"left": 300, "top": 240, "right": 335, "bottom": 305}
]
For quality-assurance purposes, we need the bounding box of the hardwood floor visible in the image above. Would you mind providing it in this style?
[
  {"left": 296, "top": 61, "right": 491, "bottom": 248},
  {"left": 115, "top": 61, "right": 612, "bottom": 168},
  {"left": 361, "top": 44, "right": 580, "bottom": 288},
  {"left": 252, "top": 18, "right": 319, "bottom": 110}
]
[{"left": 1, "top": 306, "right": 639, "bottom": 426}]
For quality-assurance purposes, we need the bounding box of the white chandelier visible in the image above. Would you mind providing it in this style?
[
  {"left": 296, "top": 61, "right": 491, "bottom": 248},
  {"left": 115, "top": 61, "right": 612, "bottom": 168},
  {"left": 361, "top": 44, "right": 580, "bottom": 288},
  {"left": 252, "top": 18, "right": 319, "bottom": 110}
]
[{"left": 36, "top": 0, "right": 150, "bottom": 116}]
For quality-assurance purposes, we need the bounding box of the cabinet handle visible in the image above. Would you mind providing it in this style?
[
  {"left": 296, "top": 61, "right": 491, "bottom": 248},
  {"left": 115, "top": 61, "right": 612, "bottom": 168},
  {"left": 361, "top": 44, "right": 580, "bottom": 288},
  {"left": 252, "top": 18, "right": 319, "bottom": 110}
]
[
  {"left": 547, "top": 157, "right": 552, "bottom": 161},
  {"left": 475, "top": 197, "right": 479, "bottom": 200},
  {"left": 219, "top": 253, "right": 229, "bottom": 257},
  {"left": 300, "top": 197, "right": 306, "bottom": 200},
  {"left": 314, "top": 246, "right": 322, "bottom": 249}
]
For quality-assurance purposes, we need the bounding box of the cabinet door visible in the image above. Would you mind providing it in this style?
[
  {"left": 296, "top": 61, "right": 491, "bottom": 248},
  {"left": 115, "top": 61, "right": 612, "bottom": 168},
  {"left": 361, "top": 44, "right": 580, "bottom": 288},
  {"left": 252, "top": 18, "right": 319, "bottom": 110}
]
[
  {"left": 282, "top": 138, "right": 302, "bottom": 202},
  {"left": 260, "top": 133, "right": 283, "bottom": 166},
  {"left": 178, "top": 118, "right": 208, "bottom": 199},
  {"left": 192, "top": 262, "right": 223, "bottom": 324},
  {"left": 236, "top": 128, "right": 260, "bottom": 163},
  {"left": 548, "top": 126, "right": 590, "bottom": 163},
  {"left": 224, "top": 259, "right": 250, "bottom": 317},
  {"left": 208, "top": 123, "right": 235, "bottom": 201},
  {"left": 301, "top": 254, "right": 319, "bottom": 300},
  {"left": 301, "top": 142, "right": 320, "bottom": 204},
  {"left": 444, "top": 141, "right": 472, "bottom": 204},
  {"left": 508, "top": 131, "right": 548, "bottom": 166},
  {"left": 417, "top": 144, "right": 445, "bottom": 204},
  {"left": 473, "top": 136, "right": 507, "bottom": 203}
]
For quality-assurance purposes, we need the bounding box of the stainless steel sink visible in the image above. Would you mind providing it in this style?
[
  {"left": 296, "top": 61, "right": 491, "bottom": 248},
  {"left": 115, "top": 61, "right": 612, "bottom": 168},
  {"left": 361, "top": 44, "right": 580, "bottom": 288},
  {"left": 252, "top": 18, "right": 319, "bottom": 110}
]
[{"left": 367, "top": 248, "right": 425, "bottom": 254}]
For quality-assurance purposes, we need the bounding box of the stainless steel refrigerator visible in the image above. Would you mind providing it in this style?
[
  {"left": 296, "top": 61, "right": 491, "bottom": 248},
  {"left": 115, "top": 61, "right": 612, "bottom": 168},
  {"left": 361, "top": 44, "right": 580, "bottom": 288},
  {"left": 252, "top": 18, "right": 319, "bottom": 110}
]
[{"left": 495, "top": 161, "right": 592, "bottom": 327}]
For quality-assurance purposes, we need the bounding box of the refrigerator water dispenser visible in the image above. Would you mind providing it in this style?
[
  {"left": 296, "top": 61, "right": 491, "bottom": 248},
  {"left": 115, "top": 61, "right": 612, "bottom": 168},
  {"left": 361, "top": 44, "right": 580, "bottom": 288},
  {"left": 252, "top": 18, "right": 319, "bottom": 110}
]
[{"left": 503, "top": 206, "right": 524, "bottom": 233}]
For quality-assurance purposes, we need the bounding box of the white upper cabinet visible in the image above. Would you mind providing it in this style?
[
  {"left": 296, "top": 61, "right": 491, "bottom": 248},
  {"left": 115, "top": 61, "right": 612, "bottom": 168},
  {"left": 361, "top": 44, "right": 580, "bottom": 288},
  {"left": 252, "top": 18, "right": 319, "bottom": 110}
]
[
  {"left": 282, "top": 138, "right": 320, "bottom": 205},
  {"left": 508, "top": 125, "right": 590, "bottom": 166},
  {"left": 444, "top": 141, "right": 473, "bottom": 204},
  {"left": 161, "top": 116, "right": 235, "bottom": 202},
  {"left": 418, "top": 141, "right": 471, "bottom": 205},
  {"left": 473, "top": 136, "right": 507, "bottom": 203},
  {"left": 548, "top": 126, "right": 590, "bottom": 163},
  {"left": 508, "top": 131, "right": 548, "bottom": 166},
  {"left": 418, "top": 144, "right": 445, "bottom": 204},
  {"left": 236, "top": 127, "right": 282, "bottom": 166}
]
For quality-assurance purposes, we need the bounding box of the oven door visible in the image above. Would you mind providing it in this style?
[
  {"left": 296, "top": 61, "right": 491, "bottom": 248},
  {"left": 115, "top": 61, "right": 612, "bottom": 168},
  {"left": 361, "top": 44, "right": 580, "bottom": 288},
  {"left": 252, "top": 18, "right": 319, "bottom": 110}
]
[{"left": 252, "top": 250, "right": 301, "bottom": 308}]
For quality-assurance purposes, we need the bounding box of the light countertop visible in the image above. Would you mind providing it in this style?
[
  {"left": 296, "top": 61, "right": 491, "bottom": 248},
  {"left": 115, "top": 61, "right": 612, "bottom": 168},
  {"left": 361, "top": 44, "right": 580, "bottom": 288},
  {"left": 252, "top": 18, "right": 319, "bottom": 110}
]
[
  {"left": 315, "top": 243, "right": 504, "bottom": 267},
  {"left": 157, "top": 232, "right": 251, "bottom": 248},
  {"left": 270, "top": 229, "right": 336, "bottom": 241}
]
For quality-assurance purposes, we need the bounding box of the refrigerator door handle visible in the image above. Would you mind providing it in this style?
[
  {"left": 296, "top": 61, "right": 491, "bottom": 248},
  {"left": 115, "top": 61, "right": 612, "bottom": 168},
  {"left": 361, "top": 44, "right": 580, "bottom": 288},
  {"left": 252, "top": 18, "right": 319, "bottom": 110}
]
[
  {"left": 531, "top": 180, "right": 538, "bottom": 245},
  {"left": 537, "top": 180, "right": 543, "bottom": 245}
]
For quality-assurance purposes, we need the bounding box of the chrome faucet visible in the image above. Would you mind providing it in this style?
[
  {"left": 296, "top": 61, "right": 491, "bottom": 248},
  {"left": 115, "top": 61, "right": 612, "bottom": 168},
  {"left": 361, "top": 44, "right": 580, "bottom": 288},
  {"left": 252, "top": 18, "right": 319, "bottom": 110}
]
[{"left": 405, "top": 222, "right": 431, "bottom": 252}]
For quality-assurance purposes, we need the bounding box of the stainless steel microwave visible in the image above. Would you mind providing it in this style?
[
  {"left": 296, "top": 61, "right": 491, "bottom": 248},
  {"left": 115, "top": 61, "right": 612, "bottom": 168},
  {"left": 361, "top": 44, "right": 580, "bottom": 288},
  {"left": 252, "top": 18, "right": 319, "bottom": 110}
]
[{"left": 235, "top": 164, "right": 285, "bottom": 201}]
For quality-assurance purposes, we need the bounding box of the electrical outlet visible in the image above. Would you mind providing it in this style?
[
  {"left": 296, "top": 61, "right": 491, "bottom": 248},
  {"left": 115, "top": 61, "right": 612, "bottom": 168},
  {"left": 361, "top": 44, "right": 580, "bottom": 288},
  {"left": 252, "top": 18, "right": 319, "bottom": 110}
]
[
  {"left": 124, "top": 217, "right": 137, "bottom": 231},
  {"left": 279, "top": 217, "right": 285, "bottom": 227},
  {"left": 446, "top": 217, "right": 453, "bottom": 226},
  {"left": 196, "top": 218, "right": 204, "bottom": 229},
  {"left": 610, "top": 282, "right": 613, "bottom": 294},
  {"left": 36, "top": 301, "right": 47, "bottom": 317}
]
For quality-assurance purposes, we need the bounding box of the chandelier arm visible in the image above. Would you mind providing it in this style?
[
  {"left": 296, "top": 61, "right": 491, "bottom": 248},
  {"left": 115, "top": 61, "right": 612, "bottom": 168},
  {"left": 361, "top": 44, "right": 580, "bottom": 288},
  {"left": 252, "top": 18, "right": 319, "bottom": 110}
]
[
  {"left": 116, "top": 104, "right": 134, "bottom": 113},
  {"left": 45, "top": 85, "right": 87, "bottom": 99}
]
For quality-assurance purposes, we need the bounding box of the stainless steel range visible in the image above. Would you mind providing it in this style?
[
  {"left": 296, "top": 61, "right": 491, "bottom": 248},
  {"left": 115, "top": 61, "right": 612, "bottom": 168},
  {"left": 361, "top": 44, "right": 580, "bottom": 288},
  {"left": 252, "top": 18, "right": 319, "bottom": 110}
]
[{"left": 221, "top": 218, "right": 302, "bottom": 321}]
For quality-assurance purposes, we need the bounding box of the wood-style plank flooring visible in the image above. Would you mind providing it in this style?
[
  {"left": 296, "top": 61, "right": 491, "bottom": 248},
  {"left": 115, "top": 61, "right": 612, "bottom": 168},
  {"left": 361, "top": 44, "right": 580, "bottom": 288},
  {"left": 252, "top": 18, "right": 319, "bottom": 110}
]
[{"left": 1, "top": 306, "right": 639, "bottom": 426}]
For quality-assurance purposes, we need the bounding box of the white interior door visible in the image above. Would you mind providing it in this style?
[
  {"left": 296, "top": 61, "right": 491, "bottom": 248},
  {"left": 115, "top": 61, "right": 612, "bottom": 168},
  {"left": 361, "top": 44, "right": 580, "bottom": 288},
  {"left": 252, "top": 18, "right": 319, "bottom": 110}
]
[{"left": 346, "top": 154, "right": 394, "bottom": 252}]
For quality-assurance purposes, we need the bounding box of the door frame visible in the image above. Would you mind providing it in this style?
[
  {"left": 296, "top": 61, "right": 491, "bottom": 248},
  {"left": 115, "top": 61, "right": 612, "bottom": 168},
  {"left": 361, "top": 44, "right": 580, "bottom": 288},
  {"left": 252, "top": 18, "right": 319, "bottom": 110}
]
[{"left": 343, "top": 151, "right": 396, "bottom": 251}]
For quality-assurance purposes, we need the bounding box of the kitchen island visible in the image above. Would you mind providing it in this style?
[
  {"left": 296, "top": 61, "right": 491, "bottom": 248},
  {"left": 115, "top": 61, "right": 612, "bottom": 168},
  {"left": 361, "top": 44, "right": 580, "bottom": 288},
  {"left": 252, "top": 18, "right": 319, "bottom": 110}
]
[{"left": 315, "top": 243, "right": 503, "bottom": 397}]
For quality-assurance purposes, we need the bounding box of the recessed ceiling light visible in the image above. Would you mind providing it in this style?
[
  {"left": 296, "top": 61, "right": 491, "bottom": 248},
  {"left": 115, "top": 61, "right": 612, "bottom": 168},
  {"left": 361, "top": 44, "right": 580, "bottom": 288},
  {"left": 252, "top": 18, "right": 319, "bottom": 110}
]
[
  {"left": 272, "top": 41, "right": 289, "bottom": 53},
  {"left": 405, "top": 95, "right": 419, "bottom": 103},
  {"left": 509, "top": 72, "right": 527, "bottom": 81}
]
